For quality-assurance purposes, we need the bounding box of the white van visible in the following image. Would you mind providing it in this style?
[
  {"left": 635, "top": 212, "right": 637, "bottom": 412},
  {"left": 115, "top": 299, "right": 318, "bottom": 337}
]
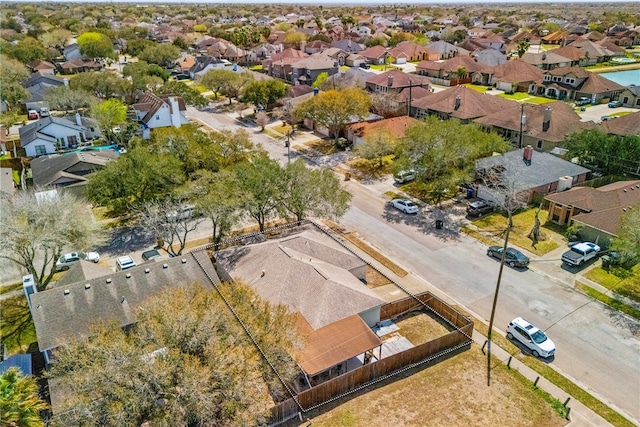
[{"left": 116, "top": 255, "right": 137, "bottom": 271}]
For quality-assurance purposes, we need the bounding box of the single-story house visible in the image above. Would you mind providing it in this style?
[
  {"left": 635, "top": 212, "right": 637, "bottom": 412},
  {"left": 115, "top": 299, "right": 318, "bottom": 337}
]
[
  {"left": 475, "top": 147, "right": 591, "bottom": 204},
  {"left": 545, "top": 180, "right": 640, "bottom": 248},
  {"left": 31, "top": 150, "right": 118, "bottom": 189},
  {"left": 600, "top": 110, "right": 640, "bottom": 137},
  {"left": 616, "top": 84, "right": 640, "bottom": 108},
  {"left": 347, "top": 116, "right": 421, "bottom": 145},
  {"left": 19, "top": 116, "right": 90, "bottom": 157},
  {"left": 23, "top": 73, "right": 68, "bottom": 112},
  {"left": 188, "top": 55, "right": 226, "bottom": 79}
]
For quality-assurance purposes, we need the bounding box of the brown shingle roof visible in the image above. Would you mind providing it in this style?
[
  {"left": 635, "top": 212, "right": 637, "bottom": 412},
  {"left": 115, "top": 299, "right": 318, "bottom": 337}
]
[
  {"left": 412, "top": 85, "right": 516, "bottom": 121},
  {"left": 579, "top": 72, "right": 625, "bottom": 93},
  {"left": 349, "top": 116, "right": 421, "bottom": 139},
  {"left": 366, "top": 70, "right": 431, "bottom": 89},
  {"left": 416, "top": 55, "right": 484, "bottom": 74},
  {"left": 490, "top": 59, "right": 545, "bottom": 83},
  {"left": 601, "top": 111, "right": 640, "bottom": 136}
]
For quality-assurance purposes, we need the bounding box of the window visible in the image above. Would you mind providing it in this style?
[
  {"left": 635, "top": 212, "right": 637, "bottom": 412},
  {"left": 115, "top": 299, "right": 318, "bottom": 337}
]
[
  {"left": 565, "top": 78, "right": 575, "bottom": 84},
  {"left": 537, "top": 140, "right": 543, "bottom": 149},
  {"left": 68, "top": 135, "right": 77, "bottom": 146},
  {"left": 35, "top": 145, "right": 47, "bottom": 155},
  {"left": 544, "top": 75, "right": 551, "bottom": 81},
  {"left": 156, "top": 115, "right": 160, "bottom": 120},
  {"left": 636, "top": 99, "right": 640, "bottom": 106},
  {"left": 552, "top": 76, "right": 562, "bottom": 82}
]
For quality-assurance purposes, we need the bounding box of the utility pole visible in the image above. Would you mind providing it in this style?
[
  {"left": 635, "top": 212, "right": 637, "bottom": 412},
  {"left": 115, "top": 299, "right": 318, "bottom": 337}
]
[
  {"left": 285, "top": 130, "right": 292, "bottom": 164},
  {"left": 518, "top": 103, "right": 526, "bottom": 149},
  {"left": 407, "top": 79, "right": 413, "bottom": 117}
]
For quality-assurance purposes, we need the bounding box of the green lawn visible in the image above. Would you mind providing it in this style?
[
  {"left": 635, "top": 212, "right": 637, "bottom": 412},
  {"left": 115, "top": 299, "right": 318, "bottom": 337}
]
[
  {"left": 496, "top": 92, "right": 555, "bottom": 104},
  {"left": 470, "top": 207, "right": 561, "bottom": 257},
  {"left": 0, "top": 295, "right": 37, "bottom": 355},
  {"left": 464, "top": 84, "right": 492, "bottom": 93},
  {"left": 584, "top": 264, "right": 640, "bottom": 303}
]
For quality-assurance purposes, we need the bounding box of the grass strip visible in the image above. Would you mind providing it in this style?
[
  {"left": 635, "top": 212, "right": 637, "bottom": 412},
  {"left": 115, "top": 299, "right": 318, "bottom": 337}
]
[
  {"left": 0, "top": 282, "right": 22, "bottom": 295},
  {"left": 575, "top": 282, "right": 640, "bottom": 321},
  {"left": 464, "top": 308, "right": 635, "bottom": 427}
]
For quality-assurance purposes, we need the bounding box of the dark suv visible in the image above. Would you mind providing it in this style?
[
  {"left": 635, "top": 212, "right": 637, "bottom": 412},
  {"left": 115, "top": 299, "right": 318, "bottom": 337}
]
[{"left": 466, "top": 200, "right": 495, "bottom": 217}]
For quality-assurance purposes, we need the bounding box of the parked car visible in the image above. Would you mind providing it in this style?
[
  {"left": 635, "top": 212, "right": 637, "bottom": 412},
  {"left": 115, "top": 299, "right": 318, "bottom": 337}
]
[
  {"left": 561, "top": 242, "right": 601, "bottom": 266},
  {"left": 487, "top": 246, "right": 530, "bottom": 268},
  {"left": 390, "top": 199, "right": 419, "bottom": 214},
  {"left": 394, "top": 169, "right": 416, "bottom": 184},
  {"left": 359, "top": 62, "right": 371, "bottom": 69},
  {"left": 141, "top": 249, "right": 161, "bottom": 261},
  {"left": 574, "top": 97, "right": 590, "bottom": 106},
  {"left": 506, "top": 317, "right": 556, "bottom": 358},
  {"left": 39, "top": 107, "right": 51, "bottom": 117},
  {"left": 608, "top": 100, "right": 622, "bottom": 108},
  {"left": 27, "top": 110, "right": 39, "bottom": 120},
  {"left": 166, "top": 204, "right": 196, "bottom": 220},
  {"left": 116, "top": 255, "right": 137, "bottom": 271},
  {"left": 466, "top": 200, "right": 495, "bottom": 217},
  {"left": 56, "top": 251, "right": 100, "bottom": 271}
]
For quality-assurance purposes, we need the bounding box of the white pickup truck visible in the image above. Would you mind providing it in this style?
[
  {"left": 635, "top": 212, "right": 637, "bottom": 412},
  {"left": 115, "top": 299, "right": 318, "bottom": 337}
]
[{"left": 561, "top": 242, "right": 601, "bottom": 266}]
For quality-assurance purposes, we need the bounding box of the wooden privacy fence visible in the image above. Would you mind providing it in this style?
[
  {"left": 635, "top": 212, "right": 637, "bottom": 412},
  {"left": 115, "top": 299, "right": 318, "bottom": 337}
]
[{"left": 269, "top": 292, "right": 474, "bottom": 425}]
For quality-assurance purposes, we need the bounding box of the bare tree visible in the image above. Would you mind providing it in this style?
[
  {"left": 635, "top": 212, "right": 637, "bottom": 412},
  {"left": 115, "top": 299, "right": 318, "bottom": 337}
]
[
  {"left": 137, "top": 198, "right": 203, "bottom": 257},
  {"left": 255, "top": 111, "right": 269, "bottom": 131},
  {"left": 0, "top": 190, "right": 104, "bottom": 291}
]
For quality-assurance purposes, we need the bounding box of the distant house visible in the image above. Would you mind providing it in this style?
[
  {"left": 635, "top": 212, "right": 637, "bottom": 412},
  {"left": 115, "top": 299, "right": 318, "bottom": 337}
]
[
  {"left": 475, "top": 147, "right": 591, "bottom": 205},
  {"left": 616, "top": 85, "right": 640, "bottom": 108},
  {"left": 600, "top": 111, "right": 640, "bottom": 138},
  {"left": 415, "top": 55, "right": 483, "bottom": 86},
  {"left": 19, "top": 116, "right": 90, "bottom": 157},
  {"left": 131, "top": 92, "right": 190, "bottom": 137},
  {"left": 31, "top": 150, "right": 118, "bottom": 189},
  {"left": 188, "top": 56, "right": 226, "bottom": 79},
  {"left": 290, "top": 56, "right": 339, "bottom": 86},
  {"left": 388, "top": 41, "right": 430, "bottom": 63},
  {"left": 545, "top": 180, "right": 640, "bottom": 248},
  {"left": 27, "top": 60, "right": 56, "bottom": 75},
  {"left": 23, "top": 72, "right": 67, "bottom": 111},
  {"left": 365, "top": 70, "right": 430, "bottom": 95},
  {"left": 411, "top": 85, "right": 514, "bottom": 123},
  {"left": 57, "top": 58, "right": 102, "bottom": 75},
  {"left": 347, "top": 116, "right": 421, "bottom": 145},
  {"left": 332, "top": 38, "right": 364, "bottom": 54},
  {"left": 424, "top": 40, "right": 469, "bottom": 61},
  {"left": 521, "top": 51, "right": 573, "bottom": 70},
  {"left": 358, "top": 45, "right": 388, "bottom": 65},
  {"left": 529, "top": 66, "right": 625, "bottom": 103},
  {"left": 474, "top": 101, "right": 594, "bottom": 152},
  {"left": 62, "top": 43, "right": 82, "bottom": 61}
]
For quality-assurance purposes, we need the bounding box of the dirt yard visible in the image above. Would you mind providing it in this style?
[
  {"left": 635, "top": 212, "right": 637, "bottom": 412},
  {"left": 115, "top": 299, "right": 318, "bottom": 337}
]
[{"left": 292, "top": 344, "right": 568, "bottom": 427}]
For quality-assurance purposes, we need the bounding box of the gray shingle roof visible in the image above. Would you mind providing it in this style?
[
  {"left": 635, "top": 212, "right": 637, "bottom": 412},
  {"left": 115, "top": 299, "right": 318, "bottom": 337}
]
[{"left": 31, "top": 151, "right": 117, "bottom": 188}]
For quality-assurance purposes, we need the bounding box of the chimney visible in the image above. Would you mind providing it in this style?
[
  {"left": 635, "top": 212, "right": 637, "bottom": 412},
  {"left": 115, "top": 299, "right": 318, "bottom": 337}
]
[
  {"left": 542, "top": 107, "right": 552, "bottom": 132},
  {"left": 523, "top": 145, "right": 534, "bottom": 164},
  {"left": 387, "top": 75, "right": 394, "bottom": 87},
  {"left": 168, "top": 97, "right": 182, "bottom": 129},
  {"left": 454, "top": 95, "right": 461, "bottom": 110},
  {"left": 75, "top": 112, "right": 82, "bottom": 127},
  {"left": 63, "top": 78, "right": 69, "bottom": 87}
]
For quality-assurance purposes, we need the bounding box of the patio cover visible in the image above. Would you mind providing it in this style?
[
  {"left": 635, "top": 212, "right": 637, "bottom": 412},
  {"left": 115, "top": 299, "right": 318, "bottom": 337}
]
[{"left": 296, "top": 313, "right": 382, "bottom": 376}]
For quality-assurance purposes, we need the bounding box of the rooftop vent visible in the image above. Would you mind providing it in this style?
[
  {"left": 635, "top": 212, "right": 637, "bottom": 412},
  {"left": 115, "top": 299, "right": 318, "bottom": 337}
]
[
  {"left": 126, "top": 273, "right": 131, "bottom": 279},
  {"left": 121, "top": 296, "right": 126, "bottom": 303},
  {"left": 162, "top": 263, "right": 168, "bottom": 269},
  {"left": 64, "top": 289, "right": 70, "bottom": 295},
  {"left": 145, "top": 268, "right": 150, "bottom": 274},
  {"left": 454, "top": 95, "right": 461, "bottom": 110},
  {"left": 106, "top": 278, "right": 112, "bottom": 284},
  {"left": 181, "top": 258, "right": 187, "bottom": 264},
  {"left": 84, "top": 284, "right": 91, "bottom": 290}
]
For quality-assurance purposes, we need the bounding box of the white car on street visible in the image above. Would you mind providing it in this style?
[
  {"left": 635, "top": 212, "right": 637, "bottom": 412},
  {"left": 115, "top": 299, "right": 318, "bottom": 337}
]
[
  {"left": 506, "top": 317, "right": 556, "bottom": 358},
  {"left": 390, "top": 199, "right": 419, "bottom": 214},
  {"left": 56, "top": 252, "right": 100, "bottom": 271}
]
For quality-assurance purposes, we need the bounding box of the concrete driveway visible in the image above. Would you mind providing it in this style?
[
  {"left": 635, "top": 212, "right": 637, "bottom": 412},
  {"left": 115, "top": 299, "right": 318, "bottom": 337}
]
[{"left": 578, "top": 103, "right": 639, "bottom": 123}]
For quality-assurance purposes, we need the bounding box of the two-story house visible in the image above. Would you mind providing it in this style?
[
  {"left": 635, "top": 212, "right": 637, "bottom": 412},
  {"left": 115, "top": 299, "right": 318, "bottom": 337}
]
[
  {"left": 529, "top": 66, "right": 624, "bottom": 103},
  {"left": 290, "top": 56, "right": 340, "bottom": 86},
  {"left": 131, "top": 92, "right": 190, "bottom": 138},
  {"left": 19, "top": 116, "right": 90, "bottom": 157}
]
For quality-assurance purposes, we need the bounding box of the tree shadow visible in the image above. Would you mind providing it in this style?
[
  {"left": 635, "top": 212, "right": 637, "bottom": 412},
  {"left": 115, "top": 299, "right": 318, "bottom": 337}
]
[
  {"left": 95, "top": 226, "right": 155, "bottom": 257},
  {"left": 0, "top": 295, "right": 36, "bottom": 354}
]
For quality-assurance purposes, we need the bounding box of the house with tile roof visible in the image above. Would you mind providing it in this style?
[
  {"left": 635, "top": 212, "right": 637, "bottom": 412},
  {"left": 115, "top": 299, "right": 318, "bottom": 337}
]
[
  {"left": 415, "top": 55, "right": 483, "bottom": 86},
  {"left": 19, "top": 116, "right": 90, "bottom": 157},
  {"left": 475, "top": 147, "right": 591, "bottom": 204},
  {"left": 131, "top": 91, "right": 190, "bottom": 136},
  {"left": 31, "top": 150, "right": 118, "bottom": 189},
  {"left": 568, "top": 39, "right": 615, "bottom": 64},
  {"left": 347, "top": 116, "right": 421, "bottom": 145},
  {"left": 388, "top": 41, "right": 430, "bottom": 63},
  {"left": 545, "top": 180, "right": 640, "bottom": 248},
  {"left": 263, "top": 48, "right": 309, "bottom": 79},
  {"left": 365, "top": 70, "right": 430, "bottom": 95},
  {"left": 474, "top": 101, "right": 594, "bottom": 152},
  {"left": 410, "top": 85, "right": 515, "bottom": 123},
  {"left": 480, "top": 59, "right": 545, "bottom": 92},
  {"left": 529, "top": 66, "right": 625, "bottom": 103},
  {"left": 359, "top": 45, "right": 389, "bottom": 65}
]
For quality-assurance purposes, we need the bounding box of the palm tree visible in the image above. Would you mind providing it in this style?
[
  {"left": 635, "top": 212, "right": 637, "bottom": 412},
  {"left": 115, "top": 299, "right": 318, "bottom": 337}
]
[
  {"left": 516, "top": 40, "right": 530, "bottom": 58},
  {"left": 0, "top": 367, "right": 49, "bottom": 427}
]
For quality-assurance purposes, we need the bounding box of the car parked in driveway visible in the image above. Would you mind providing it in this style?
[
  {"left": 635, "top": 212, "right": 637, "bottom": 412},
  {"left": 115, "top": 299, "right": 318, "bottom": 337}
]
[
  {"left": 608, "top": 100, "right": 622, "bottom": 108},
  {"left": 506, "top": 317, "right": 555, "bottom": 358},
  {"left": 394, "top": 169, "right": 416, "bottom": 184},
  {"left": 27, "top": 110, "right": 39, "bottom": 120},
  {"left": 56, "top": 251, "right": 100, "bottom": 271},
  {"left": 390, "top": 199, "right": 419, "bottom": 214},
  {"left": 487, "top": 246, "right": 530, "bottom": 268},
  {"left": 466, "top": 200, "right": 494, "bottom": 217}
]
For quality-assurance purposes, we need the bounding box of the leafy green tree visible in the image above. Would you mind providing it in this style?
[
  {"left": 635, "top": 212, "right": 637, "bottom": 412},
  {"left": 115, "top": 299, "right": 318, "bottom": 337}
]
[
  {"left": 123, "top": 38, "right": 154, "bottom": 57},
  {"left": 610, "top": 204, "right": 640, "bottom": 262},
  {"left": 77, "top": 31, "right": 114, "bottom": 60},
  {"left": 0, "top": 367, "right": 49, "bottom": 427},
  {"left": 3, "top": 37, "right": 46, "bottom": 64},
  {"left": 69, "top": 71, "right": 129, "bottom": 100},
  {"left": 47, "top": 283, "right": 300, "bottom": 427},
  {"left": 282, "top": 159, "right": 351, "bottom": 221},
  {"left": 39, "top": 28, "right": 72, "bottom": 50},
  {"left": 241, "top": 79, "right": 290, "bottom": 108},
  {"left": 387, "top": 32, "right": 413, "bottom": 47},
  {"left": 44, "top": 86, "right": 97, "bottom": 114},
  {"left": 0, "top": 191, "right": 104, "bottom": 291},
  {"left": 312, "top": 72, "right": 329, "bottom": 89},
  {"left": 149, "top": 125, "right": 221, "bottom": 175},
  {"left": 198, "top": 69, "right": 254, "bottom": 104},
  {"left": 137, "top": 43, "right": 180, "bottom": 67},
  {"left": 0, "top": 111, "right": 19, "bottom": 136},
  {"left": 564, "top": 129, "right": 640, "bottom": 176},
  {"left": 90, "top": 99, "right": 128, "bottom": 143},
  {"left": 87, "top": 145, "right": 185, "bottom": 214},
  {"left": 516, "top": 40, "right": 530, "bottom": 57},
  {"left": 295, "top": 87, "right": 371, "bottom": 144},
  {"left": 283, "top": 30, "right": 306, "bottom": 49},
  {"left": 123, "top": 60, "right": 170, "bottom": 82},
  {"left": 210, "top": 128, "right": 255, "bottom": 168},
  {"left": 172, "top": 36, "right": 188, "bottom": 50},
  {"left": 154, "top": 81, "right": 209, "bottom": 107},
  {"left": 356, "top": 128, "right": 397, "bottom": 168},
  {"left": 0, "top": 55, "right": 30, "bottom": 110},
  {"left": 234, "top": 152, "right": 287, "bottom": 231}
]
